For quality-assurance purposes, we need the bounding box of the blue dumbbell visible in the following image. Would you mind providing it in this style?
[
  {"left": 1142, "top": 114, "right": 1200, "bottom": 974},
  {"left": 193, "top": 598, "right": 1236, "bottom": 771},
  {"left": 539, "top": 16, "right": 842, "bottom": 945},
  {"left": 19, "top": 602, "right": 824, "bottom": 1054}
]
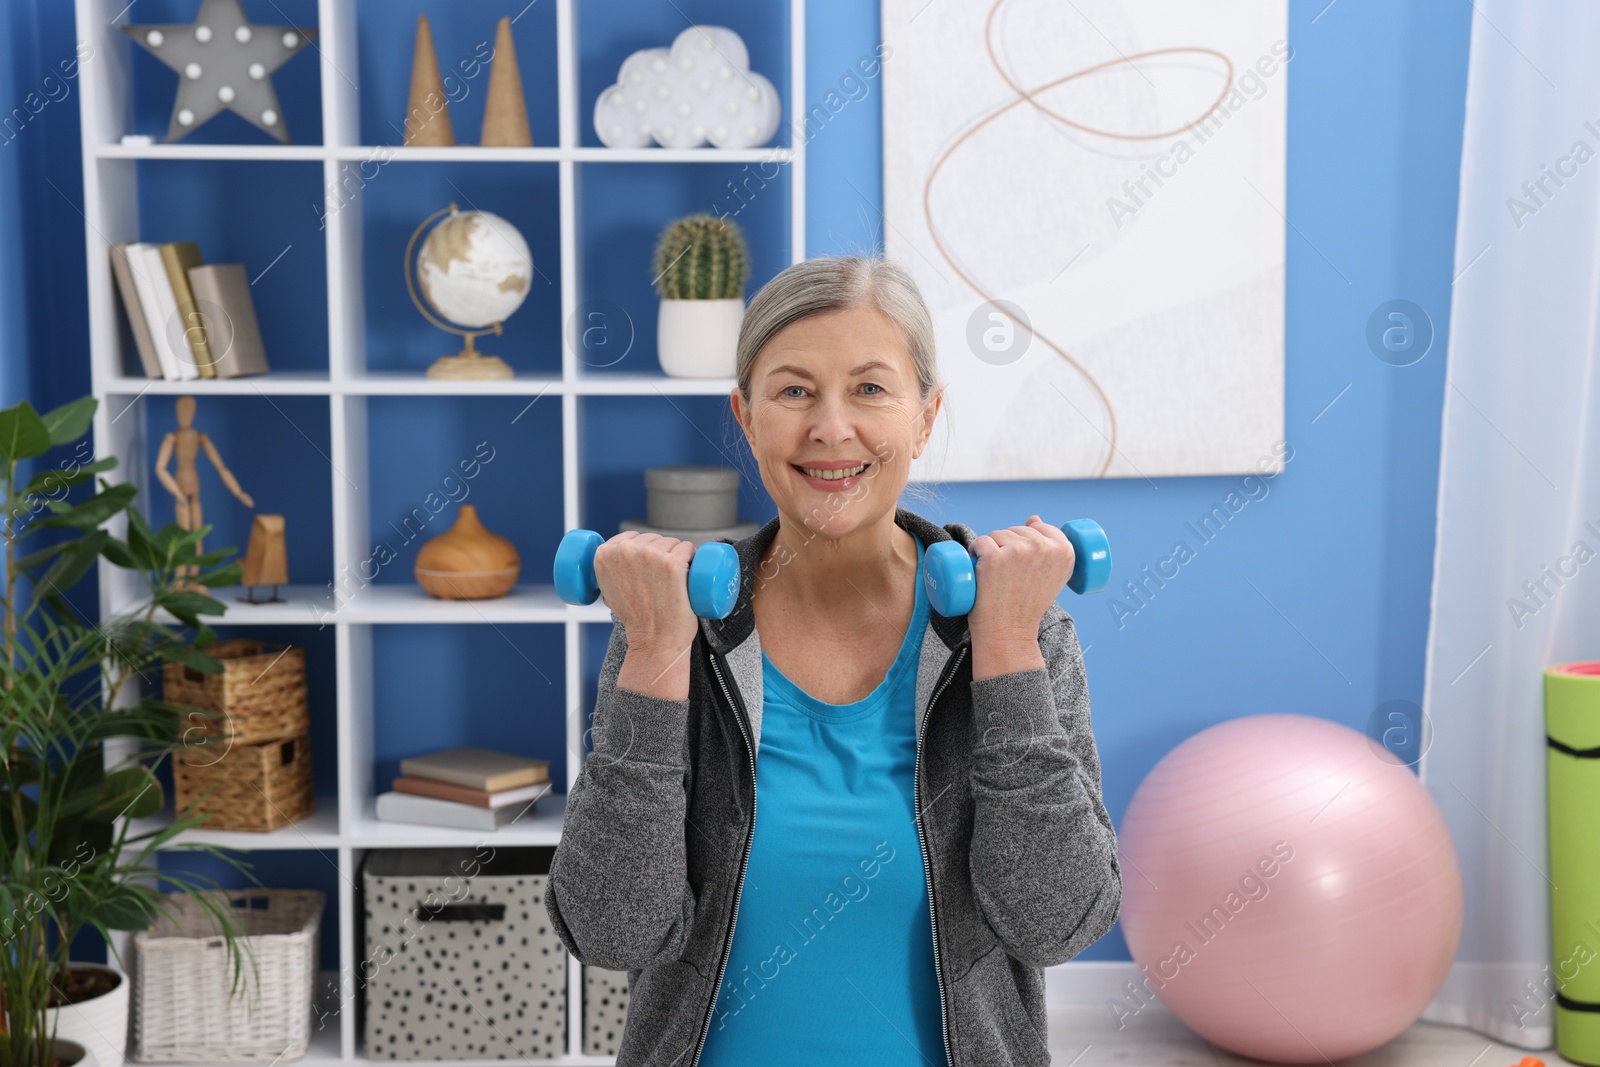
[
  {"left": 553, "top": 530, "right": 742, "bottom": 620},
  {"left": 924, "top": 519, "right": 1112, "bottom": 617}
]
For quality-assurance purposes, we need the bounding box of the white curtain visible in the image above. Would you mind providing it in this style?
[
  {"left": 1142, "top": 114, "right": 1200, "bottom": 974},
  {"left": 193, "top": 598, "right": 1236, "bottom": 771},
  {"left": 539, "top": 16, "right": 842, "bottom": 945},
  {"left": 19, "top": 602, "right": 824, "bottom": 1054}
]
[{"left": 1419, "top": 0, "right": 1600, "bottom": 1049}]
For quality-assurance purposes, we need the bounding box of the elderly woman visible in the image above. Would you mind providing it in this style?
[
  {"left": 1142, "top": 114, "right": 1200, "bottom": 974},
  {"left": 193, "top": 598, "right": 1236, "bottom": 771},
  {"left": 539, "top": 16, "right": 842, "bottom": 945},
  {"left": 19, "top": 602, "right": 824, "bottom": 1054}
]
[{"left": 544, "top": 256, "right": 1120, "bottom": 1067}]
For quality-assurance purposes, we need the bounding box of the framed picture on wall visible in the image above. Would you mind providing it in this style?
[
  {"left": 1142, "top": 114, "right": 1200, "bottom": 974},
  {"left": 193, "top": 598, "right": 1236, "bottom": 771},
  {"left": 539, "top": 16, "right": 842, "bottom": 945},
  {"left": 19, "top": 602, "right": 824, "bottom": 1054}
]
[{"left": 883, "top": 0, "right": 1289, "bottom": 481}]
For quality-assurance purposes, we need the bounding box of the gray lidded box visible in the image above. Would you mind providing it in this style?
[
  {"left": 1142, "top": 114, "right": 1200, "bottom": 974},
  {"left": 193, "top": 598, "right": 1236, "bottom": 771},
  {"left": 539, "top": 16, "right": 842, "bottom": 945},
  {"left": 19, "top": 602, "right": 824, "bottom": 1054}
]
[
  {"left": 359, "top": 847, "right": 565, "bottom": 1060},
  {"left": 645, "top": 465, "right": 740, "bottom": 530}
]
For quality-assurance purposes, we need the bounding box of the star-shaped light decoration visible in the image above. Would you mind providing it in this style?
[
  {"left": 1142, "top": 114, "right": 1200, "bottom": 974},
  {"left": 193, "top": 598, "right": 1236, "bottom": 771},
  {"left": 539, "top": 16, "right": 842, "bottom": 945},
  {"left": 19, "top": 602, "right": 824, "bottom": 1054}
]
[{"left": 123, "top": 0, "right": 317, "bottom": 144}]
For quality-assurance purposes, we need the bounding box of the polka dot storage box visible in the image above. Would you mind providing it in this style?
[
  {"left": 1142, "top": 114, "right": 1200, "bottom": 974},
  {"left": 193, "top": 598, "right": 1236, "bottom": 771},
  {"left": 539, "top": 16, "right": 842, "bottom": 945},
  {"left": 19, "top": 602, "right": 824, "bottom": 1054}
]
[{"left": 359, "top": 846, "right": 566, "bottom": 1059}]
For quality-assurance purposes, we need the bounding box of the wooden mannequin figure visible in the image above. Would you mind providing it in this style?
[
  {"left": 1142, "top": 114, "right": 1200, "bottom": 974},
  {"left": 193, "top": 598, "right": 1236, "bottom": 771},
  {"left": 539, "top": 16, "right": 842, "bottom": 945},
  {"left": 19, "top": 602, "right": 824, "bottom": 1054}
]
[{"left": 155, "top": 395, "right": 255, "bottom": 591}]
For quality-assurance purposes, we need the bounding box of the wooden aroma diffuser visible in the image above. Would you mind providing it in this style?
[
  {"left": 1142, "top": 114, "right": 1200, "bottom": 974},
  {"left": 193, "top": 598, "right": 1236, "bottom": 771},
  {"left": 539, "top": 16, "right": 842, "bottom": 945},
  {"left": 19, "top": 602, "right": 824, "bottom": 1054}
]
[{"left": 414, "top": 504, "right": 521, "bottom": 599}]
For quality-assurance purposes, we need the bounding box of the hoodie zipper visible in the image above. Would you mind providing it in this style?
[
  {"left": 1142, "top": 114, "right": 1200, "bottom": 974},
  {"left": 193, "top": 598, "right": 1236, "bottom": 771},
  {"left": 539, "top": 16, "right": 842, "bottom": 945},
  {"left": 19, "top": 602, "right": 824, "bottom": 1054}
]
[
  {"left": 918, "top": 640, "right": 967, "bottom": 1067},
  {"left": 688, "top": 638, "right": 968, "bottom": 1067},
  {"left": 689, "top": 648, "right": 757, "bottom": 1067}
]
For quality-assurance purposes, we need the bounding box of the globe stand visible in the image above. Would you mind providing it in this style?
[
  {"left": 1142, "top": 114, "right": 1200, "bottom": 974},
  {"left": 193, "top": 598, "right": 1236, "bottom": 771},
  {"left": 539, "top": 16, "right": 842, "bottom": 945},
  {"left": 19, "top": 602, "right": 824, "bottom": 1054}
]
[
  {"left": 405, "top": 203, "right": 525, "bottom": 382},
  {"left": 426, "top": 331, "right": 514, "bottom": 381}
]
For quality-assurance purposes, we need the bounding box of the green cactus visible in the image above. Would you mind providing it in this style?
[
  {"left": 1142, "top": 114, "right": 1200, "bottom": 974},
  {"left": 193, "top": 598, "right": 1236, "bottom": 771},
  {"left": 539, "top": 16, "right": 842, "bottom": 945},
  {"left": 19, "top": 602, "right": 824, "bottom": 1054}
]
[{"left": 652, "top": 214, "right": 749, "bottom": 300}]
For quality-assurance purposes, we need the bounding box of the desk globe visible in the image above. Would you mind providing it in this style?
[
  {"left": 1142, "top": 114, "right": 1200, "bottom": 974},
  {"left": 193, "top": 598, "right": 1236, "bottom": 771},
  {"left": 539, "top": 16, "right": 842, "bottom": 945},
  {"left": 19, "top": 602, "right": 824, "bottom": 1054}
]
[{"left": 406, "top": 203, "right": 532, "bottom": 380}]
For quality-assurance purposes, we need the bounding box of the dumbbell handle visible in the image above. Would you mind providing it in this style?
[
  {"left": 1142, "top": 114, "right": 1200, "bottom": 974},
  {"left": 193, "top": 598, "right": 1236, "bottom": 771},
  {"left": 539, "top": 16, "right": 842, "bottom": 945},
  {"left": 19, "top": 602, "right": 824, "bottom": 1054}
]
[
  {"left": 923, "top": 518, "right": 1111, "bottom": 618},
  {"left": 552, "top": 529, "right": 741, "bottom": 620}
]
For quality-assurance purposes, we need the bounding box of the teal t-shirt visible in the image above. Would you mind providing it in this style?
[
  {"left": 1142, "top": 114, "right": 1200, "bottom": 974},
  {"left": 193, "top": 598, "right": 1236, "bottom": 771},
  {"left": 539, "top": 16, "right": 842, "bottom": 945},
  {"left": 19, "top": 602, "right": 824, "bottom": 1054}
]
[{"left": 698, "top": 532, "right": 947, "bottom": 1065}]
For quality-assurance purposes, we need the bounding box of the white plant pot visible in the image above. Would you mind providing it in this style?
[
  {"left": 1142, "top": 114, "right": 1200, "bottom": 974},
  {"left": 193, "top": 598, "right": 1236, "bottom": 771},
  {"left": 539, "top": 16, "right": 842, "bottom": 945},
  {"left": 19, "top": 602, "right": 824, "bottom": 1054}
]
[
  {"left": 48, "top": 1038, "right": 98, "bottom": 1067},
  {"left": 657, "top": 298, "right": 744, "bottom": 378},
  {"left": 43, "top": 962, "right": 126, "bottom": 1067}
]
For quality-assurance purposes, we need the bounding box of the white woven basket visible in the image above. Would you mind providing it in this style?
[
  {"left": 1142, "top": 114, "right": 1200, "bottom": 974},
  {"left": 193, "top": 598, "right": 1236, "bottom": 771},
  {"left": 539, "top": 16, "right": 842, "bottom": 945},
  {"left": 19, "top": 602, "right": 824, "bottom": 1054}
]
[{"left": 131, "top": 888, "right": 324, "bottom": 1064}]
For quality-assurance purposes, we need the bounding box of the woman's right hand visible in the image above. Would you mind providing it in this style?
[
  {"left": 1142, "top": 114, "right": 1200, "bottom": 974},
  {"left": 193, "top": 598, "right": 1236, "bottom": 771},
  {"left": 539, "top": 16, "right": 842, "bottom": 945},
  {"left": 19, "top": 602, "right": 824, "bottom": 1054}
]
[{"left": 594, "top": 531, "right": 701, "bottom": 656}]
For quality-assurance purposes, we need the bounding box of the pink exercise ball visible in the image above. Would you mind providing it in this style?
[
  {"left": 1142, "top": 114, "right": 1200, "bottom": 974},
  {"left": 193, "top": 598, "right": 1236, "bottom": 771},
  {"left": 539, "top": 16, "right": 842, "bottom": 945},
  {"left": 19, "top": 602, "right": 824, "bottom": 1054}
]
[{"left": 1117, "top": 714, "right": 1462, "bottom": 1063}]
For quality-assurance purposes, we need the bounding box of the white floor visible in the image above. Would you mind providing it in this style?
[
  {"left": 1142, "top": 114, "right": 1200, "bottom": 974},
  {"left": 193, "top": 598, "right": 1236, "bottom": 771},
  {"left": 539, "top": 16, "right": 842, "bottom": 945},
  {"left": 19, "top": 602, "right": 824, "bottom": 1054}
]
[{"left": 1044, "top": 1003, "right": 1572, "bottom": 1067}]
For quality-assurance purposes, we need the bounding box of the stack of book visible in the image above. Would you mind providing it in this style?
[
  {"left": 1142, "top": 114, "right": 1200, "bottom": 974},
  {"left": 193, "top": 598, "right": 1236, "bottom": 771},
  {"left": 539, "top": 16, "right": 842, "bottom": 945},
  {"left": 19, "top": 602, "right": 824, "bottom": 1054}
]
[
  {"left": 109, "top": 241, "right": 271, "bottom": 381},
  {"left": 376, "top": 745, "right": 552, "bottom": 831}
]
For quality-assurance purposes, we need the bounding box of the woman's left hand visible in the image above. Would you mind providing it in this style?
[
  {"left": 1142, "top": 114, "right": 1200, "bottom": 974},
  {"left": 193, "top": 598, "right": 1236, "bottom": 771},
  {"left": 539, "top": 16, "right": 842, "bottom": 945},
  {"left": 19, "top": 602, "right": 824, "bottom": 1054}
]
[{"left": 967, "top": 516, "right": 1077, "bottom": 646}]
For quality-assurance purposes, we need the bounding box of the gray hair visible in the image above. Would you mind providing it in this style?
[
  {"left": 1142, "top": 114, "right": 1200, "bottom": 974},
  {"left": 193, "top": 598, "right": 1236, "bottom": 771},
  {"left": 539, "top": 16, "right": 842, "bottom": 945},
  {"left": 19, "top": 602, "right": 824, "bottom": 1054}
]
[
  {"left": 736, "top": 255, "right": 942, "bottom": 407},
  {"left": 730, "top": 254, "right": 946, "bottom": 507}
]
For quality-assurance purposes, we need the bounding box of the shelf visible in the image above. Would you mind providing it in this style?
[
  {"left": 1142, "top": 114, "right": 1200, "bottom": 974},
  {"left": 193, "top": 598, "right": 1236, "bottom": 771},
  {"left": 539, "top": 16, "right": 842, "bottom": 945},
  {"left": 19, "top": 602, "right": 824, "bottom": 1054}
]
[
  {"left": 128, "top": 798, "right": 342, "bottom": 851},
  {"left": 102, "top": 371, "right": 739, "bottom": 396},
  {"left": 124, "top": 794, "right": 569, "bottom": 850},
  {"left": 331, "top": 584, "right": 609, "bottom": 625},
  {"left": 354, "top": 370, "right": 563, "bottom": 395},
  {"left": 571, "top": 147, "right": 796, "bottom": 164},
  {"left": 569, "top": 370, "right": 738, "bottom": 395},
  {"left": 344, "top": 1054, "right": 610, "bottom": 1067},
  {"left": 108, "top": 585, "right": 332, "bottom": 627},
  {"left": 95, "top": 143, "right": 329, "bottom": 161},
  {"left": 353, "top": 370, "right": 733, "bottom": 396},
  {"left": 334, "top": 146, "right": 566, "bottom": 163},
  {"left": 117, "top": 585, "right": 614, "bottom": 626},
  {"left": 97, "top": 143, "right": 797, "bottom": 165},
  {"left": 131, "top": 996, "right": 619, "bottom": 1067},
  {"left": 343, "top": 1051, "right": 608, "bottom": 1067},
  {"left": 350, "top": 790, "right": 567, "bottom": 848},
  {"left": 103, "top": 371, "right": 333, "bottom": 395},
  {"left": 131, "top": 1006, "right": 342, "bottom": 1067}
]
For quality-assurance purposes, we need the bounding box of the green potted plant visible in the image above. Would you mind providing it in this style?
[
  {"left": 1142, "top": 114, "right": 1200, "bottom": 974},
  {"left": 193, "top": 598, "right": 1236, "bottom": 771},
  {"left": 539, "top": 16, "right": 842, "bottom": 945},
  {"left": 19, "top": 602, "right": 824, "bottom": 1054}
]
[
  {"left": 1, "top": 395, "right": 263, "bottom": 1067},
  {"left": 652, "top": 213, "right": 749, "bottom": 378}
]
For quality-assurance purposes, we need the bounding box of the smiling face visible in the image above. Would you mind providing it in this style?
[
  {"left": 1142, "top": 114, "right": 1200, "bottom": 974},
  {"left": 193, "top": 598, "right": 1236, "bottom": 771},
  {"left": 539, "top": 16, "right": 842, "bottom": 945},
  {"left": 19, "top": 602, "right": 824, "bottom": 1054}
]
[{"left": 731, "top": 302, "right": 941, "bottom": 540}]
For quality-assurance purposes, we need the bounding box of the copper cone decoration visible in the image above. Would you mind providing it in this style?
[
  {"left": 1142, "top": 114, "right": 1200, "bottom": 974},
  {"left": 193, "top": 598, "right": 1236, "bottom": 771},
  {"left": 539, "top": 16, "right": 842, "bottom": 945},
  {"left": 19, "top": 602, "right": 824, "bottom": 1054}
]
[
  {"left": 404, "top": 14, "right": 454, "bottom": 147},
  {"left": 480, "top": 17, "right": 533, "bottom": 147}
]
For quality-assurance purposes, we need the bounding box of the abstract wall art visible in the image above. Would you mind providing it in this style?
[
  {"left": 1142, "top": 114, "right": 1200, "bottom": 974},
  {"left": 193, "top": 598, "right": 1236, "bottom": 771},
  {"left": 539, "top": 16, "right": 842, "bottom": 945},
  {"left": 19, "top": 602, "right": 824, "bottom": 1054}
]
[{"left": 883, "top": 0, "right": 1289, "bottom": 481}]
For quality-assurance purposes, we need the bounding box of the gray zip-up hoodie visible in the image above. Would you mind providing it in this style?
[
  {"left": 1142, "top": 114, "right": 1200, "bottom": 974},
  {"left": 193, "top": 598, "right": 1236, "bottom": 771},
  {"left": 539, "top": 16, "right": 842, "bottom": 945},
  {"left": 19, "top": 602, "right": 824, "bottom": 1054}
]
[{"left": 543, "top": 507, "right": 1122, "bottom": 1066}]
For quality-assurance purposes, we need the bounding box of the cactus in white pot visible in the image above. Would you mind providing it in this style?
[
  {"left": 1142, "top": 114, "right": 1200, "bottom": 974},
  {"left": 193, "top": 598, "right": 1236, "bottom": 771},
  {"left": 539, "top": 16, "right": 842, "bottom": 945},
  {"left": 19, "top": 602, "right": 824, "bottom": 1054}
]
[{"left": 652, "top": 214, "right": 748, "bottom": 378}]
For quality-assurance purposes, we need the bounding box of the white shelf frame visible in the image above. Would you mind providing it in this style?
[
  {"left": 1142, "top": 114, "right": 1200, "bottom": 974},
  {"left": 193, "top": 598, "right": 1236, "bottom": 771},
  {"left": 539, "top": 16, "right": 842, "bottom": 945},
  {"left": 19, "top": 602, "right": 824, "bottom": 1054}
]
[
  {"left": 96, "top": 144, "right": 798, "bottom": 163},
  {"left": 74, "top": 0, "right": 805, "bottom": 1062},
  {"left": 97, "top": 370, "right": 744, "bottom": 395}
]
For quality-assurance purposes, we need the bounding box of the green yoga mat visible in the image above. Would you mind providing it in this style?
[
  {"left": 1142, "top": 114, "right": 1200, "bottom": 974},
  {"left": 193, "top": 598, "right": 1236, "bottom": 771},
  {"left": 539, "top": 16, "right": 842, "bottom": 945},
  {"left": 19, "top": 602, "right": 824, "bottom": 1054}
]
[{"left": 1548, "top": 661, "right": 1600, "bottom": 1065}]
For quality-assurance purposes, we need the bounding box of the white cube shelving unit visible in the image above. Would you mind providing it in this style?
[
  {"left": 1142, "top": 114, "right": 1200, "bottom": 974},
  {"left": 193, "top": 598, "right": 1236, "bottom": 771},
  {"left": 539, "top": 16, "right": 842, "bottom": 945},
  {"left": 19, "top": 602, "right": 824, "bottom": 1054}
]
[{"left": 74, "top": 0, "right": 805, "bottom": 1062}]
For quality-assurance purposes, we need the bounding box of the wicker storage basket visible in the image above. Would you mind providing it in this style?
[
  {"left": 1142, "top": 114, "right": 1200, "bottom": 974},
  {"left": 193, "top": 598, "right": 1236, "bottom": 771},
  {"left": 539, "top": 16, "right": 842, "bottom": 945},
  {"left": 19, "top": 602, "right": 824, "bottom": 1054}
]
[
  {"left": 175, "top": 731, "right": 314, "bottom": 832},
  {"left": 131, "top": 888, "right": 325, "bottom": 1064},
  {"left": 164, "top": 638, "right": 307, "bottom": 747}
]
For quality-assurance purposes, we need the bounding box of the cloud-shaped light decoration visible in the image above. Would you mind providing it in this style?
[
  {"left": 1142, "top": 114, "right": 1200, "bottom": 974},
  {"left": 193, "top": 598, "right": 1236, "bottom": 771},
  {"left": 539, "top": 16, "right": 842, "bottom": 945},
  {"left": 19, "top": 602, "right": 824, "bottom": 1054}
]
[{"left": 593, "top": 25, "right": 781, "bottom": 150}]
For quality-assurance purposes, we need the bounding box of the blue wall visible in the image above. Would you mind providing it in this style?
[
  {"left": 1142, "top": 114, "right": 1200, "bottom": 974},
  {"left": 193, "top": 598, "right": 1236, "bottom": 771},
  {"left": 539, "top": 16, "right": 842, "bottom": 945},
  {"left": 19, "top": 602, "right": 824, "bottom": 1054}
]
[{"left": 2, "top": 1, "right": 1473, "bottom": 966}]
